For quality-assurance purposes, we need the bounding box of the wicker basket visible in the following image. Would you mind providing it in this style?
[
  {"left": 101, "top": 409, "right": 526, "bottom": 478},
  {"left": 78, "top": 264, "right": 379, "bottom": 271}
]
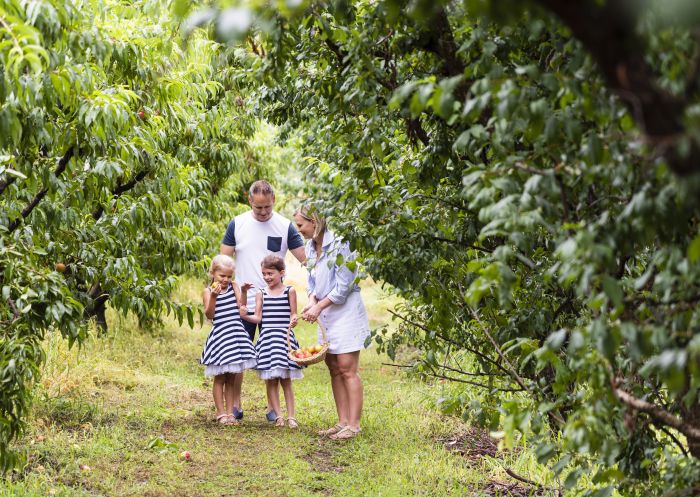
[{"left": 288, "top": 321, "right": 330, "bottom": 366}]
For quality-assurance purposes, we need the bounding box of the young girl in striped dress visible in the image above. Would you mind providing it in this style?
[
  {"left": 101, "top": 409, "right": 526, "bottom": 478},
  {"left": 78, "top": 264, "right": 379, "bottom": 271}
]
[
  {"left": 201, "top": 255, "right": 257, "bottom": 425},
  {"left": 240, "top": 255, "right": 303, "bottom": 428}
]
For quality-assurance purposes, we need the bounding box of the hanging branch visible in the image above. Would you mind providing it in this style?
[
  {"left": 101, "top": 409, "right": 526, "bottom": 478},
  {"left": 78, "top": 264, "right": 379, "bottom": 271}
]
[
  {"left": 387, "top": 309, "right": 511, "bottom": 375},
  {"left": 384, "top": 363, "right": 525, "bottom": 392},
  {"left": 7, "top": 146, "right": 76, "bottom": 233},
  {"left": 92, "top": 169, "right": 150, "bottom": 220},
  {"left": 469, "top": 309, "right": 531, "bottom": 393}
]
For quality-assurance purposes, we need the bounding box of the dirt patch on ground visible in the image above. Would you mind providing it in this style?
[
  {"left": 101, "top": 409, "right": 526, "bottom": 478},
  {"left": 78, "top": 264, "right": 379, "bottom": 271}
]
[
  {"left": 438, "top": 426, "right": 504, "bottom": 461},
  {"left": 480, "top": 480, "right": 545, "bottom": 497},
  {"left": 440, "top": 427, "right": 550, "bottom": 496},
  {"left": 302, "top": 440, "right": 347, "bottom": 473}
]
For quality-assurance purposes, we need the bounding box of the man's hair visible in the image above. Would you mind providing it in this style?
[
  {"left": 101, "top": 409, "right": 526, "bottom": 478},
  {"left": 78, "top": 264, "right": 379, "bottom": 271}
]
[{"left": 249, "top": 180, "right": 274, "bottom": 197}]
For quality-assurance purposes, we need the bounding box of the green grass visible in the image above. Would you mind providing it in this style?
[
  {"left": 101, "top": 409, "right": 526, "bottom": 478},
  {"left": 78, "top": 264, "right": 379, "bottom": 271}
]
[{"left": 2, "top": 277, "right": 557, "bottom": 497}]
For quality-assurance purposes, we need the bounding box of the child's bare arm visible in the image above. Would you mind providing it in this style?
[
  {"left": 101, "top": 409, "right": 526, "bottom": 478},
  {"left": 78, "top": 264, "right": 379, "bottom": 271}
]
[
  {"left": 203, "top": 286, "right": 219, "bottom": 320},
  {"left": 289, "top": 287, "right": 299, "bottom": 328},
  {"left": 242, "top": 292, "right": 263, "bottom": 323}
]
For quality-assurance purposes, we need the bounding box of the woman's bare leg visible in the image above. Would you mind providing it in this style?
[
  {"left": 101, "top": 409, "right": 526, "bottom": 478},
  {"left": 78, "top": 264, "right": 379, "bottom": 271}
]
[
  {"left": 335, "top": 351, "right": 363, "bottom": 430},
  {"left": 325, "top": 353, "right": 350, "bottom": 425}
]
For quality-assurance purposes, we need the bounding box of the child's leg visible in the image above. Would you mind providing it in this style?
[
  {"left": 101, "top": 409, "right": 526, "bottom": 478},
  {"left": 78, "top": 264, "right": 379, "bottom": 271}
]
[
  {"left": 212, "top": 375, "right": 226, "bottom": 416},
  {"left": 223, "top": 374, "right": 236, "bottom": 415},
  {"left": 232, "top": 372, "right": 243, "bottom": 410},
  {"left": 265, "top": 379, "right": 281, "bottom": 418},
  {"left": 280, "top": 378, "right": 295, "bottom": 419}
]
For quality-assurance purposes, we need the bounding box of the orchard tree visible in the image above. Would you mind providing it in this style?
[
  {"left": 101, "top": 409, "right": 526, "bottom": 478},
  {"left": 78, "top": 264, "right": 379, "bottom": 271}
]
[
  {"left": 0, "top": 0, "right": 263, "bottom": 469},
  {"left": 197, "top": 0, "right": 700, "bottom": 494}
]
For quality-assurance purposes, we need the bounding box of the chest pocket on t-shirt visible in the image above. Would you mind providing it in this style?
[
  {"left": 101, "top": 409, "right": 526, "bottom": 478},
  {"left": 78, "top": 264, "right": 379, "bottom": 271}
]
[{"left": 267, "top": 236, "right": 282, "bottom": 252}]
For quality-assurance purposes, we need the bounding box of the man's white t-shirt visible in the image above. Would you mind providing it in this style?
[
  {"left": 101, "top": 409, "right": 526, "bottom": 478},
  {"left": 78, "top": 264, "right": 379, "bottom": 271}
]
[{"left": 222, "top": 211, "right": 304, "bottom": 307}]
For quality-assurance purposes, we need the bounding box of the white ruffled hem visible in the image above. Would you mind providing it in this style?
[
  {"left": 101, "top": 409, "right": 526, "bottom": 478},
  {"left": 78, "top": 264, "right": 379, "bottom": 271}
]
[
  {"left": 257, "top": 368, "right": 304, "bottom": 380},
  {"left": 204, "top": 358, "right": 257, "bottom": 377}
]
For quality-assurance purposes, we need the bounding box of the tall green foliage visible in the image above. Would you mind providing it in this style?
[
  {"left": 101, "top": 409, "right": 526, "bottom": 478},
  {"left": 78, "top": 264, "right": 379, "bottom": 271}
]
[
  {"left": 0, "top": 0, "right": 261, "bottom": 469},
  {"left": 203, "top": 0, "right": 700, "bottom": 493}
]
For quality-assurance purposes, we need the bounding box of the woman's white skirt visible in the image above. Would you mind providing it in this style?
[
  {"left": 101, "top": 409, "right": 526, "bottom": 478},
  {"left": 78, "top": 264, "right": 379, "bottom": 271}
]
[{"left": 318, "top": 290, "right": 371, "bottom": 354}]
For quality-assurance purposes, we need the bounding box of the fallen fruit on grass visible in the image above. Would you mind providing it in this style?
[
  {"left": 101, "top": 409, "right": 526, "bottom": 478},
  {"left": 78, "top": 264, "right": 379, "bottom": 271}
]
[
  {"left": 55, "top": 262, "right": 66, "bottom": 272},
  {"left": 79, "top": 464, "right": 91, "bottom": 471},
  {"left": 180, "top": 450, "right": 191, "bottom": 461},
  {"left": 137, "top": 110, "right": 146, "bottom": 120}
]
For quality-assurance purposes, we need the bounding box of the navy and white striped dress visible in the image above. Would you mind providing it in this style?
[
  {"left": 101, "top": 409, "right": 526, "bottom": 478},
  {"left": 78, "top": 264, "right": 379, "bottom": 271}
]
[
  {"left": 255, "top": 286, "right": 303, "bottom": 380},
  {"left": 201, "top": 284, "right": 257, "bottom": 377}
]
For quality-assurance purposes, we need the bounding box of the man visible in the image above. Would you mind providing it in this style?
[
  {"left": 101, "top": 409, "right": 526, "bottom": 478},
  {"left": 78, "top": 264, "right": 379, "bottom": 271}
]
[
  {"left": 221, "top": 180, "right": 306, "bottom": 339},
  {"left": 220, "top": 180, "right": 306, "bottom": 421}
]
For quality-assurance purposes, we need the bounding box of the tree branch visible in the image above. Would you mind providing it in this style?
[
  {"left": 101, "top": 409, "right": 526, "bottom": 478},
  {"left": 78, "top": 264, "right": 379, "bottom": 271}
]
[
  {"left": 8, "top": 298, "right": 19, "bottom": 320},
  {"left": 652, "top": 422, "right": 690, "bottom": 458},
  {"left": 387, "top": 309, "right": 511, "bottom": 376},
  {"left": 504, "top": 468, "right": 543, "bottom": 489},
  {"left": 7, "top": 146, "right": 76, "bottom": 233},
  {"left": 470, "top": 309, "right": 532, "bottom": 394},
  {"left": 614, "top": 386, "right": 700, "bottom": 441},
  {"left": 430, "top": 235, "right": 493, "bottom": 253},
  {"left": 92, "top": 169, "right": 149, "bottom": 221},
  {"left": 533, "top": 0, "right": 699, "bottom": 176}
]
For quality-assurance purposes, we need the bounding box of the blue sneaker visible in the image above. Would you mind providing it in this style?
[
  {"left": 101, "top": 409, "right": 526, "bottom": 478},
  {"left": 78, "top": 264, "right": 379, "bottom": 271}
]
[
  {"left": 265, "top": 410, "right": 278, "bottom": 423},
  {"left": 232, "top": 407, "right": 243, "bottom": 420}
]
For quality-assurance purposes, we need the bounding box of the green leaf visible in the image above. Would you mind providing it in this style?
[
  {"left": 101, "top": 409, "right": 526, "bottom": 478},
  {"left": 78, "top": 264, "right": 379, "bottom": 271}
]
[{"left": 688, "top": 234, "right": 700, "bottom": 263}]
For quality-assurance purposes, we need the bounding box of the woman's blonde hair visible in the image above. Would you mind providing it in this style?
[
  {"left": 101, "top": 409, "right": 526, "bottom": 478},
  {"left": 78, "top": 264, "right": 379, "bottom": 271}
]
[
  {"left": 294, "top": 204, "right": 327, "bottom": 239},
  {"left": 209, "top": 254, "right": 235, "bottom": 275}
]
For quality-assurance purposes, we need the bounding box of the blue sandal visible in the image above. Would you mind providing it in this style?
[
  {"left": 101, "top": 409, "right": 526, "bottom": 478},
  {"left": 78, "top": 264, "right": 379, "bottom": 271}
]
[
  {"left": 232, "top": 407, "right": 243, "bottom": 420},
  {"left": 265, "top": 410, "right": 278, "bottom": 423}
]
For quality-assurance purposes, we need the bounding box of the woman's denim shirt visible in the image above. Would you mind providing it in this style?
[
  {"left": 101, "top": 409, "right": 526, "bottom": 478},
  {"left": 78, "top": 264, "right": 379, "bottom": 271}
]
[{"left": 306, "top": 230, "right": 360, "bottom": 304}]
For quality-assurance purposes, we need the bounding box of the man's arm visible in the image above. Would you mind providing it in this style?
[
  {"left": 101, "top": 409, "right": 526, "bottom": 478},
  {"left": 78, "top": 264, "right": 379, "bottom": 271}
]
[
  {"left": 220, "top": 244, "right": 235, "bottom": 256},
  {"left": 287, "top": 222, "right": 306, "bottom": 263},
  {"left": 290, "top": 245, "right": 306, "bottom": 263},
  {"left": 221, "top": 219, "right": 236, "bottom": 256}
]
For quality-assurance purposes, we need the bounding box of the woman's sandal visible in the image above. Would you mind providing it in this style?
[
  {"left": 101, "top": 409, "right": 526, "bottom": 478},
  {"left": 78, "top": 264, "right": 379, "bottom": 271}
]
[
  {"left": 274, "top": 416, "right": 285, "bottom": 427},
  {"left": 287, "top": 417, "right": 299, "bottom": 429},
  {"left": 329, "top": 426, "right": 361, "bottom": 440},
  {"left": 318, "top": 424, "right": 346, "bottom": 436}
]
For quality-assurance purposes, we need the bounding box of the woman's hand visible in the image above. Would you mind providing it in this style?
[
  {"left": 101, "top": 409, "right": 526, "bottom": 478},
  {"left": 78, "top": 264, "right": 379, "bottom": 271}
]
[
  {"left": 301, "top": 296, "right": 317, "bottom": 314},
  {"left": 241, "top": 282, "right": 254, "bottom": 292},
  {"left": 302, "top": 304, "right": 321, "bottom": 323},
  {"left": 290, "top": 314, "right": 299, "bottom": 328}
]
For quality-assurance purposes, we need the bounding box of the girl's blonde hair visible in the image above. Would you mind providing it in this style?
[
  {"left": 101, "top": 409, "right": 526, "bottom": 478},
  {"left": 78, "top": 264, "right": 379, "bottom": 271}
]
[
  {"left": 294, "top": 203, "right": 327, "bottom": 239},
  {"left": 209, "top": 254, "right": 235, "bottom": 275}
]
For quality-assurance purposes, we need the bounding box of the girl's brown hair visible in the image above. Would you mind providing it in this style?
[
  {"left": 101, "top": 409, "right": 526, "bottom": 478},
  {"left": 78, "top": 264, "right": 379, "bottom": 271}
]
[{"left": 261, "top": 254, "right": 285, "bottom": 271}]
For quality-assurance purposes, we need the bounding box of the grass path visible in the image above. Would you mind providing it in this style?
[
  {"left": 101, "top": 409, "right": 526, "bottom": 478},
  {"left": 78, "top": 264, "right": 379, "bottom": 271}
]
[{"left": 3, "top": 274, "right": 541, "bottom": 497}]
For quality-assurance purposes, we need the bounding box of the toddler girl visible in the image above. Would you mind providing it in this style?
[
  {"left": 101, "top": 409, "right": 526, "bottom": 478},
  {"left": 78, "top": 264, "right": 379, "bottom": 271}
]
[{"left": 201, "top": 255, "right": 257, "bottom": 425}]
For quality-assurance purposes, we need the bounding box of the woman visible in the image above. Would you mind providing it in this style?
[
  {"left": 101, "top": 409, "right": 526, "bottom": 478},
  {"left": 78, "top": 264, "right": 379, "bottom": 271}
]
[{"left": 294, "top": 204, "right": 370, "bottom": 440}]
